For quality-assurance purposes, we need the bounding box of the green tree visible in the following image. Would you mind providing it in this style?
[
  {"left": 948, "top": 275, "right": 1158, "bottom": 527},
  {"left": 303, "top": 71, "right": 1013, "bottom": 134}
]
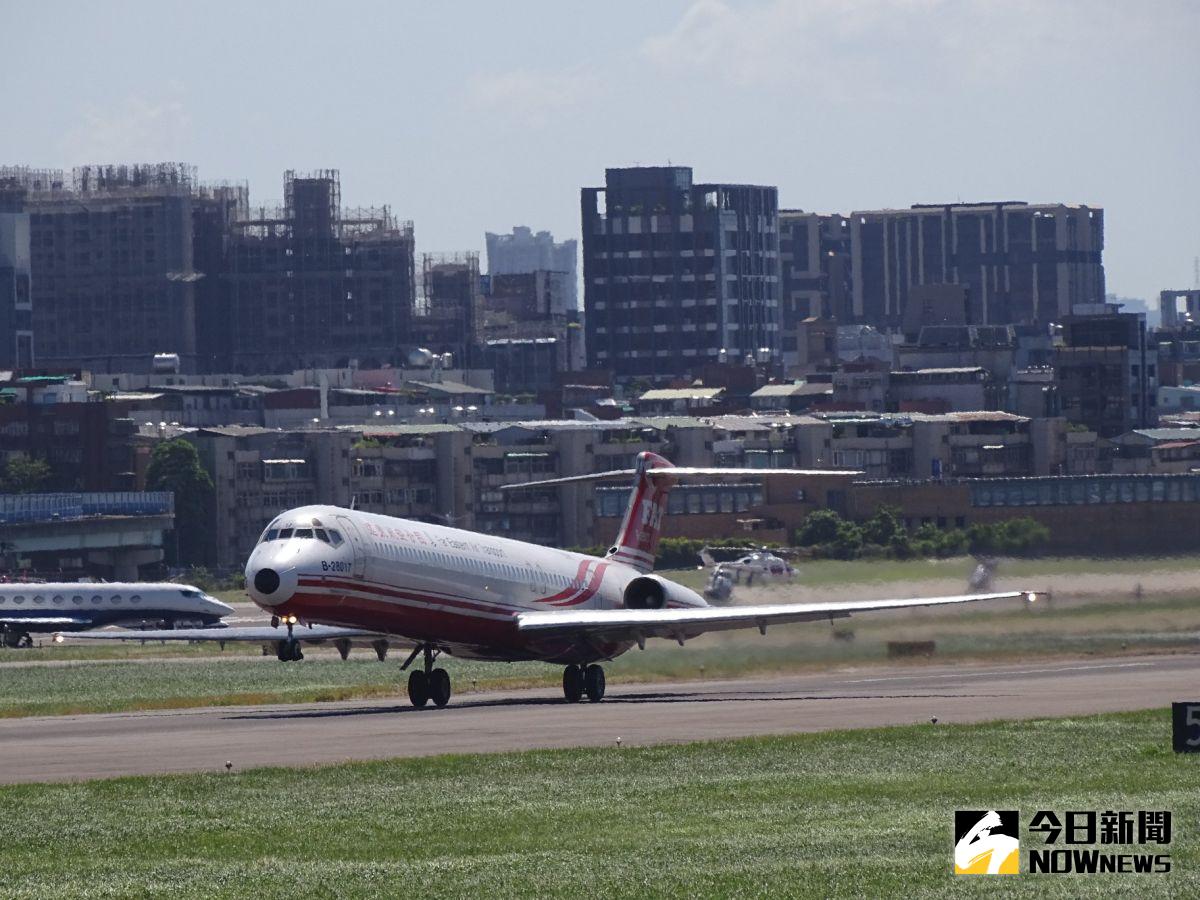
[
  {"left": 146, "top": 439, "right": 214, "bottom": 567},
  {"left": 862, "top": 506, "right": 904, "bottom": 547},
  {"left": 829, "top": 520, "right": 864, "bottom": 559},
  {"left": 2, "top": 456, "right": 51, "bottom": 493},
  {"left": 967, "top": 517, "right": 1050, "bottom": 556},
  {"left": 796, "top": 509, "right": 844, "bottom": 546}
]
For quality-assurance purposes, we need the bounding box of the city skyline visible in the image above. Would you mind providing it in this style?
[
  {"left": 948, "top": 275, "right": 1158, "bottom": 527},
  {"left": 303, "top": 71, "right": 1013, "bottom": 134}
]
[{"left": 1, "top": 0, "right": 1197, "bottom": 306}]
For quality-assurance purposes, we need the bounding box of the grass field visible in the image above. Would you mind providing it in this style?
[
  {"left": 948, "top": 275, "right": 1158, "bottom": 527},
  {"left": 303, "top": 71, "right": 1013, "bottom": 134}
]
[
  {"left": 3, "top": 589, "right": 1199, "bottom": 717},
  {"left": 0, "top": 709, "right": 1195, "bottom": 898}
]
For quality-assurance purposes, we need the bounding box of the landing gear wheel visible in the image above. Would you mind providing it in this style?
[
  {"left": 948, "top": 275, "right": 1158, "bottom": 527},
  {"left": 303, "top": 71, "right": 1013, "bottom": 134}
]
[
  {"left": 562, "top": 664, "right": 584, "bottom": 703},
  {"left": 277, "top": 639, "right": 303, "bottom": 662},
  {"left": 408, "top": 670, "right": 429, "bottom": 708},
  {"left": 584, "top": 664, "right": 606, "bottom": 702},
  {"left": 429, "top": 668, "right": 452, "bottom": 708},
  {"left": 3, "top": 630, "right": 31, "bottom": 649}
]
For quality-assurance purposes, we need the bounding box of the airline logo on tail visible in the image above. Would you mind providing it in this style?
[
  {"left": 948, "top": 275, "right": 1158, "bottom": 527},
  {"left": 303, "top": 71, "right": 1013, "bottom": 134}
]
[{"left": 608, "top": 451, "right": 675, "bottom": 573}]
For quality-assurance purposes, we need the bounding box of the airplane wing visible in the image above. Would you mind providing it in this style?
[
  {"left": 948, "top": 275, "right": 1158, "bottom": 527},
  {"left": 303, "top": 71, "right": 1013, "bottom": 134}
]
[
  {"left": 60, "top": 625, "right": 387, "bottom": 644},
  {"left": 517, "top": 591, "right": 1031, "bottom": 642}
]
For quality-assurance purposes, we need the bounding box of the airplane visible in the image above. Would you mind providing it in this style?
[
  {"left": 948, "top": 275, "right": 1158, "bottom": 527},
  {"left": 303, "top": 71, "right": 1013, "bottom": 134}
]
[
  {"left": 1, "top": 581, "right": 232, "bottom": 648},
  {"left": 63, "top": 451, "right": 1030, "bottom": 707}
]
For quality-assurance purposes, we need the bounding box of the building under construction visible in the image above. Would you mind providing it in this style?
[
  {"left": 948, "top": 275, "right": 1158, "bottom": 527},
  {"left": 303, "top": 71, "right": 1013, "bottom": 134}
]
[
  {"left": 0, "top": 163, "right": 235, "bottom": 373},
  {"left": 216, "top": 170, "right": 416, "bottom": 372},
  {"left": 410, "top": 252, "right": 481, "bottom": 367},
  {"left": 1, "top": 165, "right": 416, "bottom": 374}
]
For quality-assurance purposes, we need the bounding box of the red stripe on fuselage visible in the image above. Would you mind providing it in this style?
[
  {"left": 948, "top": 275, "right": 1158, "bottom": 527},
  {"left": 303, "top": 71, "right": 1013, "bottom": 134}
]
[
  {"left": 297, "top": 576, "right": 523, "bottom": 617},
  {"left": 533, "top": 558, "right": 593, "bottom": 605},
  {"left": 550, "top": 561, "right": 610, "bottom": 606}
]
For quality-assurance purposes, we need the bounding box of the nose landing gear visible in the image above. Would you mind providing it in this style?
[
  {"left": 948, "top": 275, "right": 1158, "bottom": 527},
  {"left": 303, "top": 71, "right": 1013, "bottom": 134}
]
[
  {"left": 273, "top": 616, "right": 303, "bottom": 661},
  {"left": 402, "top": 644, "right": 451, "bottom": 708}
]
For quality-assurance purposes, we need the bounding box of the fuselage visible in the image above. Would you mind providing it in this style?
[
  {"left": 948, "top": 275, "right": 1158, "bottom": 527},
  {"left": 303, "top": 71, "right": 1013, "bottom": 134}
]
[
  {"left": 245, "top": 505, "right": 708, "bottom": 664},
  {"left": 0, "top": 582, "right": 232, "bottom": 634}
]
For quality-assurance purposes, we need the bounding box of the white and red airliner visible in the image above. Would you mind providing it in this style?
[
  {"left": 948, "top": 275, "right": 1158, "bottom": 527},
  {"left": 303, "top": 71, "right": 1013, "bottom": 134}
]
[{"left": 68, "top": 452, "right": 1028, "bottom": 707}]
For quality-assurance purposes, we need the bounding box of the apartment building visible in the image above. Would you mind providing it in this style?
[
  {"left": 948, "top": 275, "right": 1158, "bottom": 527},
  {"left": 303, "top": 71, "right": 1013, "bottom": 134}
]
[{"left": 583, "top": 166, "right": 780, "bottom": 380}]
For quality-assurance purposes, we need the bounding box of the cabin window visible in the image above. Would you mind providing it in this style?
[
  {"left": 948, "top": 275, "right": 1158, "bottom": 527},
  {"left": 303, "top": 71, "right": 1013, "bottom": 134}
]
[
  {"left": 91, "top": 596, "right": 102, "bottom": 605},
  {"left": 130, "top": 596, "right": 141, "bottom": 604},
  {"left": 72, "top": 596, "right": 84, "bottom": 605},
  {"left": 52, "top": 596, "right": 64, "bottom": 605},
  {"left": 110, "top": 595, "right": 122, "bottom": 605},
  {"left": 12, "top": 596, "right": 23, "bottom": 605},
  {"left": 33, "top": 595, "right": 45, "bottom": 605}
]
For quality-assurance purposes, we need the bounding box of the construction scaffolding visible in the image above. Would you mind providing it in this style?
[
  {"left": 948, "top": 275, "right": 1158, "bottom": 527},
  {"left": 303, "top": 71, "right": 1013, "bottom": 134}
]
[
  {"left": 221, "top": 169, "right": 417, "bottom": 372},
  {"left": 410, "top": 252, "right": 481, "bottom": 366},
  {"left": 235, "top": 170, "right": 408, "bottom": 241},
  {"left": 0, "top": 167, "right": 67, "bottom": 193}
]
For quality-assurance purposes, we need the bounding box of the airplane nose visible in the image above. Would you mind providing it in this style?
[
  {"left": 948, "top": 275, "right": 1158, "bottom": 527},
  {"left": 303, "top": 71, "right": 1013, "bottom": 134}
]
[
  {"left": 247, "top": 565, "right": 296, "bottom": 607},
  {"left": 254, "top": 568, "right": 281, "bottom": 596}
]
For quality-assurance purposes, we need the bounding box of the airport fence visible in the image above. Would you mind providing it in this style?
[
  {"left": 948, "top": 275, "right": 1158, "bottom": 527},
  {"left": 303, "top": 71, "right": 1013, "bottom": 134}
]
[{"left": 0, "top": 492, "right": 174, "bottom": 524}]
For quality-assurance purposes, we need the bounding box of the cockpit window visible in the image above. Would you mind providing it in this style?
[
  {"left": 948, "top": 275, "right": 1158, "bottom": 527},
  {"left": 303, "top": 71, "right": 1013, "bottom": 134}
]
[
  {"left": 179, "top": 589, "right": 201, "bottom": 598},
  {"left": 265, "top": 529, "right": 279, "bottom": 541},
  {"left": 327, "top": 529, "right": 344, "bottom": 546},
  {"left": 293, "top": 528, "right": 314, "bottom": 539},
  {"left": 277, "top": 528, "right": 294, "bottom": 539},
  {"left": 314, "top": 528, "right": 329, "bottom": 543}
]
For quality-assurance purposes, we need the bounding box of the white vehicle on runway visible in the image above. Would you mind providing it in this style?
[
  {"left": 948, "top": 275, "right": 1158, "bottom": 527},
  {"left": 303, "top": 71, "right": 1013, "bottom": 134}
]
[
  {"left": 1, "top": 582, "right": 231, "bottom": 648},
  {"left": 67, "top": 452, "right": 1029, "bottom": 707}
]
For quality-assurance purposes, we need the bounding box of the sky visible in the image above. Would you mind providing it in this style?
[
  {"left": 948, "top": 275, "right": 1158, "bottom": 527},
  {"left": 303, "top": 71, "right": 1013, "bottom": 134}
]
[{"left": 2, "top": 0, "right": 1197, "bottom": 303}]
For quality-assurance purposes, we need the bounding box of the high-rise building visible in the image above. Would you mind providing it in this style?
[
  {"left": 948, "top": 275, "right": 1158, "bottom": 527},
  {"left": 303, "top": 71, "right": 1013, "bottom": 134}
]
[
  {"left": 778, "top": 211, "right": 851, "bottom": 321},
  {"left": 582, "top": 166, "right": 780, "bottom": 381},
  {"left": 1054, "top": 302, "right": 1155, "bottom": 437},
  {"left": 778, "top": 210, "right": 850, "bottom": 374},
  {"left": 0, "top": 180, "right": 33, "bottom": 368},
  {"left": 485, "top": 226, "right": 577, "bottom": 309},
  {"left": 850, "top": 202, "right": 1104, "bottom": 329}
]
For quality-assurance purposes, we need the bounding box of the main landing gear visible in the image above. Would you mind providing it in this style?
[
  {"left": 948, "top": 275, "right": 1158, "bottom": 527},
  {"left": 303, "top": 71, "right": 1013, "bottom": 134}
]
[
  {"left": 2, "top": 629, "right": 33, "bottom": 649},
  {"left": 562, "top": 663, "right": 605, "bottom": 703},
  {"left": 402, "top": 644, "right": 451, "bottom": 709}
]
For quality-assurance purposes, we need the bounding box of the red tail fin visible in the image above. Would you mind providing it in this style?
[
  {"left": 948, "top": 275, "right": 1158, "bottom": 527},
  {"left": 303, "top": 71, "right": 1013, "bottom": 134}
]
[{"left": 607, "top": 451, "right": 675, "bottom": 573}]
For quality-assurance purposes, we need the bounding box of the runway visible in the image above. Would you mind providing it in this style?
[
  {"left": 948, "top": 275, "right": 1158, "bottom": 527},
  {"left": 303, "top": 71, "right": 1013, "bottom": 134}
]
[{"left": 2, "top": 653, "right": 1196, "bottom": 784}]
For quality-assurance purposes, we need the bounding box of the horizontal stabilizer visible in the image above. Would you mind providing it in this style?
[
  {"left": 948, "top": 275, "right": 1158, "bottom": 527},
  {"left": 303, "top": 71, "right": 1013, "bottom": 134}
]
[{"left": 502, "top": 466, "right": 861, "bottom": 490}]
